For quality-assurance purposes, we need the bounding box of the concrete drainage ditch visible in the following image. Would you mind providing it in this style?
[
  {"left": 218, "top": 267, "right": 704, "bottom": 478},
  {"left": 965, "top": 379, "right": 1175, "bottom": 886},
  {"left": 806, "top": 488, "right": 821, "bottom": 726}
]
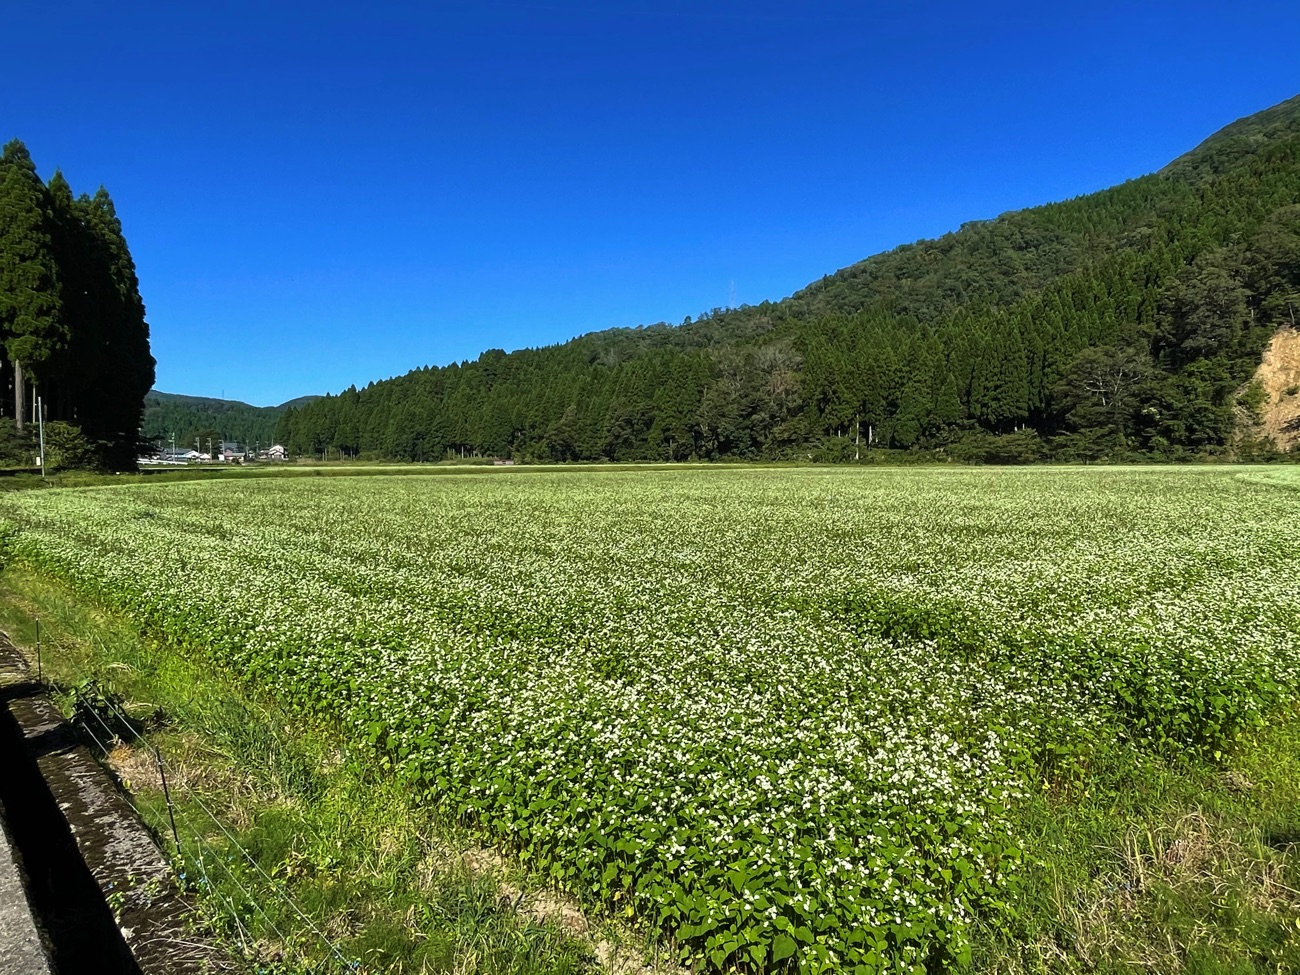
[{"left": 0, "top": 637, "right": 229, "bottom": 975}]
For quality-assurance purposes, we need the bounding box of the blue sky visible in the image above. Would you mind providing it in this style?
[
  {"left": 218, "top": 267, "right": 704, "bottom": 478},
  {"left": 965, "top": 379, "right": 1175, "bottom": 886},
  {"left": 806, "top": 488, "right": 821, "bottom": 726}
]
[{"left": 5, "top": 1, "right": 1299, "bottom": 405}]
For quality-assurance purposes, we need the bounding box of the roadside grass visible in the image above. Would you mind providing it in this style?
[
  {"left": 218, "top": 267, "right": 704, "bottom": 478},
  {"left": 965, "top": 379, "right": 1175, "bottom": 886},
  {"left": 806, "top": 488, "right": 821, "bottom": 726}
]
[
  {"left": 977, "top": 714, "right": 1300, "bottom": 973},
  {"left": 0, "top": 566, "right": 623, "bottom": 975}
]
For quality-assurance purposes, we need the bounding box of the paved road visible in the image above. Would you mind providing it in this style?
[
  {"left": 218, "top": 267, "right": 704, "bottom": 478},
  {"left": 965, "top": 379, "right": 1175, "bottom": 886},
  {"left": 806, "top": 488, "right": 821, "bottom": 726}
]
[{"left": 0, "top": 810, "right": 52, "bottom": 975}]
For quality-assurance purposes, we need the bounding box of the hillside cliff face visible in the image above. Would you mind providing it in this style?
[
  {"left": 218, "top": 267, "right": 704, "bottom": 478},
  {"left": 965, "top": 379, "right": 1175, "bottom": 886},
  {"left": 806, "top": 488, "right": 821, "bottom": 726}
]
[
  {"left": 279, "top": 96, "right": 1300, "bottom": 463},
  {"left": 1252, "top": 328, "right": 1300, "bottom": 451}
]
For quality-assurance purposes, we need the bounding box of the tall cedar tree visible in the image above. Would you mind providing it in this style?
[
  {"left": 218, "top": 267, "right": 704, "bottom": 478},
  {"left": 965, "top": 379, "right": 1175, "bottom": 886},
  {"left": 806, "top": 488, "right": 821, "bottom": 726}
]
[
  {"left": 73, "top": 187, "right": 155, "bottom": 467},
  {"left": 0, "top": 140, "right": 64, "bottom": 428},
  {"left": 0, "top": 141, "right": 154, "bottom": 465}
]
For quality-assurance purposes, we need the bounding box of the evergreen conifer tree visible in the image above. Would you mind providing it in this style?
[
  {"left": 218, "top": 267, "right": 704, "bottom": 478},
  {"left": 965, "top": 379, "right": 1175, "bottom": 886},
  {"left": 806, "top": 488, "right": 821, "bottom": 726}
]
[
  {"left": 0, "top": 139, "right": 64, "bottom": 429},
  {"left": 76, "top": 187, "right": 154, "bottom": 466}
]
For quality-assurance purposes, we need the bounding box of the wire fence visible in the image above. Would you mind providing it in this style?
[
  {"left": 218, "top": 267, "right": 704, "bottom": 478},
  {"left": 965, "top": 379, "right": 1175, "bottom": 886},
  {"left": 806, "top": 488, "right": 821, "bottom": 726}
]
[{"left": 69, "top": 682, "right": 361, "bottom": 975}]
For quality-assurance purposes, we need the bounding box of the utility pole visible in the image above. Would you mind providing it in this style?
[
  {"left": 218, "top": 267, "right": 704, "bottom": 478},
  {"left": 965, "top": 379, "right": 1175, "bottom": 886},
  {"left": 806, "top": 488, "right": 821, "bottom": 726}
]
[{"left": 36, "top": 394, "right": 46, "bottom": 480}]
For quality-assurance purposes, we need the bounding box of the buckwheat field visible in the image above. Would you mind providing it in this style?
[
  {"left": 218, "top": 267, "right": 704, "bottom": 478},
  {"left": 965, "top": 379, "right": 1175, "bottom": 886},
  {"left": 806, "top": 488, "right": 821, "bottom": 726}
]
[{"left": 3, "top": 467, "right": 1297, "bottom": 973}]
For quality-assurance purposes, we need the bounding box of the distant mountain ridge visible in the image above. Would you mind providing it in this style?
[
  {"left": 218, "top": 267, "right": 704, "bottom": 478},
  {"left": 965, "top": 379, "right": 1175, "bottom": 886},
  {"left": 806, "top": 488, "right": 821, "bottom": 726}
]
[
  {"left": 273, "top": 93, "right": 1300, "bottom": 462},
  {"left": 1163, "top": 93, "right": 1300, "bottom": 177},
  {"left": 142, "top": 390, "right": 319, "bottom": 448},
  {"left": 148, "top": 390, "right": 315, "bottom": 410}
]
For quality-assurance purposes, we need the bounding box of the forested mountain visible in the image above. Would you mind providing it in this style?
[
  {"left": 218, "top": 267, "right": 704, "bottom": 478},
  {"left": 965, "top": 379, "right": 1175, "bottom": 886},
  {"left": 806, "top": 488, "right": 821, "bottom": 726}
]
[
  {"left": 142, "top": 390, "right": 314, "bottom": 452},
  {"left": 280, "top": 95, "right": 1300, "bottom": 463},
  {"left": 0, "top": 140, "right": 154, "bottom": 468}
]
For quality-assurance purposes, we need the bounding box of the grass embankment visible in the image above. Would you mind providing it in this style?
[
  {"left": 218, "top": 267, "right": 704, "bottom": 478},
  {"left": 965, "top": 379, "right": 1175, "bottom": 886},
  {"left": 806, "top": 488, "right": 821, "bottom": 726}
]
[
  {"left": 0, "top": 567, "right": 631, "bottom": 975},
  {"left": 983, "top": 722, "right": 1300, "bottom": 973}
]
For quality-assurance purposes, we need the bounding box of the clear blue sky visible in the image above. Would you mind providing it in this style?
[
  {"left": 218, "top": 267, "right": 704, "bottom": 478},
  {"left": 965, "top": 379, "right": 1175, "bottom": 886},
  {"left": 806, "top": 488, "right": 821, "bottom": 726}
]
[{"left": 5, "top": 1, "right": 1298, "bottom": 406}]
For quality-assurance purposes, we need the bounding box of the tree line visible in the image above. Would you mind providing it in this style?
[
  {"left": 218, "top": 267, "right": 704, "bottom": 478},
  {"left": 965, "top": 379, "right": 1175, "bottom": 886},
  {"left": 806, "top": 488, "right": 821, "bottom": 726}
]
[
  {"left": 278, "top": 96, "right": 1300, "bottom": 464},
  {"left": 140, "top": 391, "right": 301, "bottom": 456},
  {"left": 0, "top": 139, "right": 154, "bottom": 469}
]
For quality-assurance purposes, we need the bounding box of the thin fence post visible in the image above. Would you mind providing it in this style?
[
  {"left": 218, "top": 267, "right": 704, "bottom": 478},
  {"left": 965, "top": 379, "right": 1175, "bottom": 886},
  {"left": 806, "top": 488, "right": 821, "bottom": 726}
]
[
  {"left": 154, "top": 744, "right": 182, "bottom": 858},
  {"left": 35, "top": 618, "right": 41, "bottom": 683}
]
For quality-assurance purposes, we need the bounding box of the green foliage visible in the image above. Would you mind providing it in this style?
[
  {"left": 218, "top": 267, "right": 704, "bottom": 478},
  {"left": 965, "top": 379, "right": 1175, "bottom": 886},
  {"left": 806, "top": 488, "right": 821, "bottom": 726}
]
[
  {"left": 981, "top": 708, "right": 1300, "bottom": 973},
  {"left": 142, "top": 391, "right": 305, "bottom": 452},
  {"left": 0, "top": 567, "right": 596, "bottom": 975},
  {"left": 68, "top": 675, "right": 141, "bottom": 743},
  {"left": 42, "top": 420, "right": 96, "bottom": 471},
  {"left": 0, "top": 519, "right": 18, "bottom": 569},
  {"left": 56, "top": 184, "right": 157, "bottom": 468},
  {"left": 0, "top": 139, "right": 65, "bottom": 425},
  {"left": 0, "top": 413, "right": 98, "bottom": 471},
  {"left": 1053, "top": 346, "right": 1154, "bottom": 447},
  {"left": 1238, "top": 379, "right": 1268, "bottom": 419},
  {"left": 6, "top": 467, "right": 1300, "bottom": 971},
  {"left": 281, "top": 95, "right": 1300, "bottom": 464},
  {"left": 0, "top": 419, "right": 33, "bottom": 468},
  {"left": 0, "top": 143, "right": 154, "bottom": 467},
  {"left": 945, "top": 429, "right": 1047, "bottom": 464}
]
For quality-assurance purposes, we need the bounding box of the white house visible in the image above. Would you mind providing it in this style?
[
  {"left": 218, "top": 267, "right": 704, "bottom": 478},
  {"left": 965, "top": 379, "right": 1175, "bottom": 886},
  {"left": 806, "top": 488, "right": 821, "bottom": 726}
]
[{"left": 142, "top": 447, "right": 203, "bottom": 465}]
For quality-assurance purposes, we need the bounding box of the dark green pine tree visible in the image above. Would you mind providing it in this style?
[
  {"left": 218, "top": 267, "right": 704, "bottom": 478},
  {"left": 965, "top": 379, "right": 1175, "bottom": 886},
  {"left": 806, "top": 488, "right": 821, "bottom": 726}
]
[{"left": 0, "top": 139, "right": 65, "bottom": 429}]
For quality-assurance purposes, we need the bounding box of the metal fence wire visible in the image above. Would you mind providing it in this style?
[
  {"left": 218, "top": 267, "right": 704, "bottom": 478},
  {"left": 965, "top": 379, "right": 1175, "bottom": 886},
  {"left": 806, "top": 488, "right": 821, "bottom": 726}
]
[{"left": 71, "top": 684, "right": 359, "bottom": 974}]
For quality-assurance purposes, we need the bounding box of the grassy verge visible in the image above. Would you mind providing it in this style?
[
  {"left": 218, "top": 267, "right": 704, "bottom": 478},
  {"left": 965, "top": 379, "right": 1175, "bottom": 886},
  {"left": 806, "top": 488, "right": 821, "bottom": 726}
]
[
  {"left": 978, "top": 715, "right": 1300, "bottom": 973},
  {"left": 0, "top": 566, "right": 661, "bottom": 975}
]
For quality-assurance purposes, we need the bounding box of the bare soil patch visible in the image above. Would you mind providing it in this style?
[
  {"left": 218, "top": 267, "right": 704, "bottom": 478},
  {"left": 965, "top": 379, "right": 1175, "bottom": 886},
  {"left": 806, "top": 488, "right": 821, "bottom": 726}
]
[{"left": 1253, "top": 327, "right": 1300, "bottom": 449}]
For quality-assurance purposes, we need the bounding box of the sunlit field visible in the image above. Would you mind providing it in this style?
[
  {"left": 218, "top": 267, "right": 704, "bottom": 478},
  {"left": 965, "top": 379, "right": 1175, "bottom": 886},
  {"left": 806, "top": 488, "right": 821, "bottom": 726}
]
[{"left": 3, "top": 467, "right": 1298, "bottom": 972}]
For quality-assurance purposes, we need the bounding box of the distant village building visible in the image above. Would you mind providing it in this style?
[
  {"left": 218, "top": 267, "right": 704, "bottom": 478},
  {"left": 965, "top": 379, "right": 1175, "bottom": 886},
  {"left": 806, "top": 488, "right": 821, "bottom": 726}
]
[
  {"left": 265, "top": 444, "right": 288, "bottom": 461},
  {"left": 142, "top": 447, "right": 202, "bottom": 465},
  {"left": 220, "top": 441, "right": 245, "bottom": 463}
]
